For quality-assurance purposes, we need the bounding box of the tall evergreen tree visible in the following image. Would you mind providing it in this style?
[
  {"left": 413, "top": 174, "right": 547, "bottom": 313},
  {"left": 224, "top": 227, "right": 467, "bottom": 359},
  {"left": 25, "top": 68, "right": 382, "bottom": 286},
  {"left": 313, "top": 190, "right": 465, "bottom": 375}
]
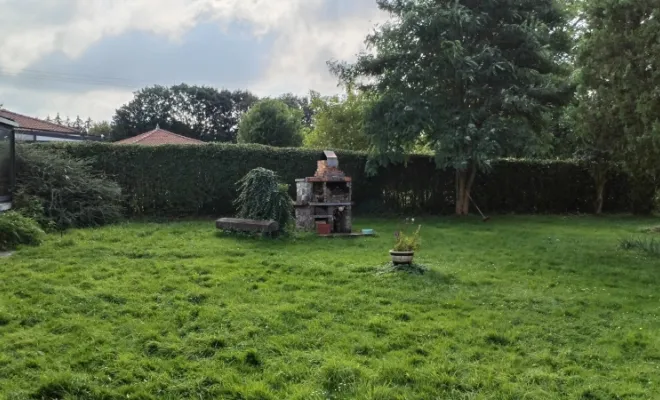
[
  {"left": 84, "top": 117, "right": 93, "bottom": 133},
  {"left": 73, "top": 115, "right": 84, "bottom": 131},
  {"left": 331, "top": 0, "right": 573, "bottom": 215}
]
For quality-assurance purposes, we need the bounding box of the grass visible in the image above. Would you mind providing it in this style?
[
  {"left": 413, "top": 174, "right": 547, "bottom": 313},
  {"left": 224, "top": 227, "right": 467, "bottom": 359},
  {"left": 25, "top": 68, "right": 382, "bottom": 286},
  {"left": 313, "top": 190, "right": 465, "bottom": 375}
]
[
  {"left": 1, "top": 216, "right": 659, "bottom": 399},
  {"left": 620, "top": 236, "right": 660, "bottom": 258},
  {"left": 640, "top": 225, "right": 660, "bottom": 234}
]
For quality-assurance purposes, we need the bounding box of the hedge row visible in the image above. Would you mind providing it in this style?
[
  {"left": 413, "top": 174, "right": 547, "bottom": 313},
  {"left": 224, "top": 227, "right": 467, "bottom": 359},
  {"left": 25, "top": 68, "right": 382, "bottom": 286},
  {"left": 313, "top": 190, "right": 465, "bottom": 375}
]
[{"left": 29, "top": 143, "right": 632, "bottom": 216}]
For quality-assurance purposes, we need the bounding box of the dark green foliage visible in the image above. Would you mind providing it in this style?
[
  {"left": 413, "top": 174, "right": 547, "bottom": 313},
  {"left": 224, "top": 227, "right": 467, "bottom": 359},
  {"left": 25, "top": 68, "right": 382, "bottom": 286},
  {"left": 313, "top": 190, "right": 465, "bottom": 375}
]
[
  {"left": 574, "top": 90, "right": 622, "bottom": 214},
  {"left": 112, "top": 84, "right": 259, "bottom": 142},
  {"left": 303, "top": 88, "right": 374, "bottom": 151},
  {"left": 15, "top": 145, "right": 123, "bottom": 230},
  {"left": 330, "top": 0, "right": 574, "bottom": 214},
  {"left": 34, "top": 142, "right": 637, "bottom": 217},
  {"left": 576, "top": 0, "right": 660, "bottom": 215},
  {"left": 0, "top": 211, "right": 44, "bottom": 251},
  {"left": 237, "top": 99, "right": 303, "bottom": 147},
  {"left": 87, "top": 121, "right": 113, "bottom": 138},
  {"left": 234, "top": 168, "right": 293, "bottom": 232},
  {"left": 629, "top": 175, "right": 658, "bottom": 216},
  {"left": 12, "top": 193, "right": 53, "bottom": 231},
  {"left": 278, "top": 93, "right": 314, "bottom": 127},
  {"left": 620, "top": 236, "right": 660, "bottom": 258}
]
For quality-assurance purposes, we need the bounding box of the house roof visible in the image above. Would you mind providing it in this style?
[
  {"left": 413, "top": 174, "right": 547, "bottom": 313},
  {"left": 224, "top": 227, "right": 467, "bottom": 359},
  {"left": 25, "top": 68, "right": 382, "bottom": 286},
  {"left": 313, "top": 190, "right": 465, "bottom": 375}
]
[
  {"left": 0, "top": 116, "right": 19, "bottom": 128},
  {"left": 0, "top": 109, "right": 81, "bottom": 134},
  {"left": 115, "top": 126, "right": 206, "bottom": 146}
]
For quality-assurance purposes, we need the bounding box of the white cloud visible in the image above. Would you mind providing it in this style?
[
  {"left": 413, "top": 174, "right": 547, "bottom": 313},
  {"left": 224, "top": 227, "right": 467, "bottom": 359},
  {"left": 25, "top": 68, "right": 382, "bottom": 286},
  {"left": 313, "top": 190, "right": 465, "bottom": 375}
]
[
  {"left": 0, "top": 0, "right": 385, "bottom": 120},
  {"left": 251, "top": 7, "right": 384, "bottom": 97},
  {"left": 0, "top": 0, "right": 320, "bottom": 72},
  {"left": 0, "top": 86, "right": 133, "bottom": 122}
]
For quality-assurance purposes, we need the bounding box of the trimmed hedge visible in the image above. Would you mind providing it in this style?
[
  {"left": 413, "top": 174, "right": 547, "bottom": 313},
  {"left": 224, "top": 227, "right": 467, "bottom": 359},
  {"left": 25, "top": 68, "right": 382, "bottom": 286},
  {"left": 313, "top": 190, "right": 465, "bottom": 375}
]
[{"left": 27, "top": 142, "right": 633, "bottom": 217}]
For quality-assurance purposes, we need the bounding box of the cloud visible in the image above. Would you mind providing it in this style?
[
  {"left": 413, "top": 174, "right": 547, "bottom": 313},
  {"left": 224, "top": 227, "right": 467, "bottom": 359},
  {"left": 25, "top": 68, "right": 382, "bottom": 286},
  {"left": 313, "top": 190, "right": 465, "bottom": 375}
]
[
  {"left": 0, "top": 0, "right": 385, "bottom": 120},
  {"left": 0, "top": 0, "right": 318, "bottom": 72},
  {"left": 0, "top": 86, "right": 133, "bottom": 122},
  {"left": 252, "top": 3, "right": 384, "bottom": 96}
]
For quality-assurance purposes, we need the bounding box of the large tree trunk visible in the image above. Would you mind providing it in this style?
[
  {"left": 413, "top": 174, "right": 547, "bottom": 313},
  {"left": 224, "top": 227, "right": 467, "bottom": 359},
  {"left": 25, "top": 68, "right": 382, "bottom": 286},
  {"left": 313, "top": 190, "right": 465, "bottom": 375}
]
[
  {"left": 591, "top": 163, "right": 609, "bottom": 215},
  {"left": 455, "top": 164, "right": 477, "bottom": 216}
]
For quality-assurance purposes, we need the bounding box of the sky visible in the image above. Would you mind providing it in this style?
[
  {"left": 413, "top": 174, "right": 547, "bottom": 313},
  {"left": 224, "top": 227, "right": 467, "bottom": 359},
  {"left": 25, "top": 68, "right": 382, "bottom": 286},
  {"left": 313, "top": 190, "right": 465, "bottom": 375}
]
[{"left": 0, "top": 0, "right": 385, "bottom": 122}]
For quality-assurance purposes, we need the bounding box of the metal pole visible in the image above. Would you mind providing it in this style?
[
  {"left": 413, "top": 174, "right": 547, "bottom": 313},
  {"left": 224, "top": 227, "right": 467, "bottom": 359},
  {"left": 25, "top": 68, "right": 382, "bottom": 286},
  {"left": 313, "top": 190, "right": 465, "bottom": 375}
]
[{"left": 9, "top": 127, "right": 15, "bottom": 201}]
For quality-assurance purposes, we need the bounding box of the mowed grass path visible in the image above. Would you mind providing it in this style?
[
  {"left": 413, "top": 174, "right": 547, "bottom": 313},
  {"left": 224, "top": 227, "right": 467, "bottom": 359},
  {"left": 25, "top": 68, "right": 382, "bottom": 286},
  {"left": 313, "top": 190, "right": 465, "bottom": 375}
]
[{"left": 1, "top": 216, "right": 659, "bottom": 399}]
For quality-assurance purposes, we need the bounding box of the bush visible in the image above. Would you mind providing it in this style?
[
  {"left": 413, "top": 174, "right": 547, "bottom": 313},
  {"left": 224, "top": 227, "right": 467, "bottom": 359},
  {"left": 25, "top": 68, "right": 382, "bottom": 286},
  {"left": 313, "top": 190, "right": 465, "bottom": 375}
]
[
  {"left": 0, "top": 211, "right": 45, "bottom": 251},
  {"left": 34, "top": 142, "right": 638, "bottom": 217},
  {"left": 234, "top": 168, "right": 293, "bottom": 232},
  {"left": 237, "top": 99, "right": 303, "bottom": 147},
  {"left": 15, "top": 145, "right": 123, "bottom": 230}
]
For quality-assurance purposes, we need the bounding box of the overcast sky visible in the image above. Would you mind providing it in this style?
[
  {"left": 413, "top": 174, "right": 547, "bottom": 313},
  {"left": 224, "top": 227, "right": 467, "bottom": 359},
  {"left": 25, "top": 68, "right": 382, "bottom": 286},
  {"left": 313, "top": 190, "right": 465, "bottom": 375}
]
[{"left": 0, "top": 0, "right": 385, "bottom": 122}]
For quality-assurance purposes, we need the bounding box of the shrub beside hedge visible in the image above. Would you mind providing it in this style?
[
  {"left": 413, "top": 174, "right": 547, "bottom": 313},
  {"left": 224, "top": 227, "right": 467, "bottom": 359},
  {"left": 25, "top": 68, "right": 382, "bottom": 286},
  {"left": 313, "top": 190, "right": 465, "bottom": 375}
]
[
  {"left": 235, "top": 168, "right": 294, "bottom": 232},
  {"left": 0, "top": 211, "right": 44, "bottom": 251},
  {"left": 15, "top": 145, "right": 123, "bottom": 230},
  {"left": 30, "top": 142, "right": 635, "bottom": 217}
]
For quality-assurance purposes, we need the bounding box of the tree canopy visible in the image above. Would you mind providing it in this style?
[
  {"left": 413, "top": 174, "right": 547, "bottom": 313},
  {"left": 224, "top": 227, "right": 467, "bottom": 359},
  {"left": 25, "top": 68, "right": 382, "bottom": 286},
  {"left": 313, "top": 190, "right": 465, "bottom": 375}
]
[
  {"left": 237, "top": 99, "right": 303, "bottom": 147},
  {"left": 576, "top": 0, "right": 660, "bottom": 214},
  {"left": 278, "top": 93, "right": 314, "bottom": 128},
  {"left": 87, "top": 121, "right": 113, "bottom": 138},
  {"left": 331, "top": 0, "right": 573, "bottom": 214},
  {"left": 303, "top": 88, "right": 373, "bottom": 151},
  {"left": 112, "top": 84, "right": 258, "bottom": 142}
]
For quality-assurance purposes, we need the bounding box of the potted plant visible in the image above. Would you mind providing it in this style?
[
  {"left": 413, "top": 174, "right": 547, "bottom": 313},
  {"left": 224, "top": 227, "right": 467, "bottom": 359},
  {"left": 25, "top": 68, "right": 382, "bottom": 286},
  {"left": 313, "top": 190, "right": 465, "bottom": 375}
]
[{"left": 390, "top": 225, "right": 421, "bottom": 265}]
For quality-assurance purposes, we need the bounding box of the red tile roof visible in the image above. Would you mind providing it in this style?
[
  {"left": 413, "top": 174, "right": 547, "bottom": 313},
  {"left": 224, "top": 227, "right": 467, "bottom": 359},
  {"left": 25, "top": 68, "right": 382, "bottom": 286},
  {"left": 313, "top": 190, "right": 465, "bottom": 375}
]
[
  {"left": 0, "top": 109, "right": 82, "bottom": 134},
  {"left": 115, "top": 127, "right": 206, "bottom": 146}
]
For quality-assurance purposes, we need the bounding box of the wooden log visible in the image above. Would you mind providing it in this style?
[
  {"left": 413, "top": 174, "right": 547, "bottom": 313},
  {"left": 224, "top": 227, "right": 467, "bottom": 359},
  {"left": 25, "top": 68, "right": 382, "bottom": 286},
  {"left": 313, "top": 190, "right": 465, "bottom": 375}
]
[{"left": 215, "top": 218, "right": 279, "bottom": 233}]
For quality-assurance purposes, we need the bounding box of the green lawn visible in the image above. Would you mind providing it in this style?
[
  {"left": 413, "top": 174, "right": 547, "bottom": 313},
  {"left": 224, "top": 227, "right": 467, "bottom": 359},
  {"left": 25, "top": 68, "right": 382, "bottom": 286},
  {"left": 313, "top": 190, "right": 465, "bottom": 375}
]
[{"left": 1, "top": 216, "right": 659, "bottom": 399}]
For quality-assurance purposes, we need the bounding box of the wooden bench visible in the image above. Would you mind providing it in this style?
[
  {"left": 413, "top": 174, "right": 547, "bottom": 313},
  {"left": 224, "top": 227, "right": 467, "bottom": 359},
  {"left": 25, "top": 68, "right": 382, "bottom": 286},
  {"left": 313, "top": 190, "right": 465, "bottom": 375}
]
[{"left": 215, "top": 218, "right": 279, "bottom": 236}]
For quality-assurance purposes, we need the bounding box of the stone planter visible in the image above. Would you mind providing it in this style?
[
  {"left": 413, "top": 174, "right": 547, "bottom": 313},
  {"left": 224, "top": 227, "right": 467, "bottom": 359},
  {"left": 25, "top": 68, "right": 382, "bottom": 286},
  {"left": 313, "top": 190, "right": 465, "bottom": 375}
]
[{"left": 390, "top": 250, "right": 414, "bottom": 265}]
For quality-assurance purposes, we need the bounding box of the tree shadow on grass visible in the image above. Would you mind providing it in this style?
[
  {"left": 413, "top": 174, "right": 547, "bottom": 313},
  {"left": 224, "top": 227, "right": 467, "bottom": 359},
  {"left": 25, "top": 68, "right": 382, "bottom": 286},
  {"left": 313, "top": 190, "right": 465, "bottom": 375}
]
[
  {"left": 376, "top": 262, "right": 459, "bottom": 284},
  {"left": 214, "top": 230, "right": 285, "bottom": 241}
]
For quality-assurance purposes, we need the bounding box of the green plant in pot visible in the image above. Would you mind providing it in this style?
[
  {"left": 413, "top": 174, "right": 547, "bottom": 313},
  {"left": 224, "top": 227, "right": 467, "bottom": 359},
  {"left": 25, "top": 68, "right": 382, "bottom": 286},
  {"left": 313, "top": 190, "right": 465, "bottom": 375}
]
[{"left": 391, "top": 225, "right": 421, "bottom": 265}]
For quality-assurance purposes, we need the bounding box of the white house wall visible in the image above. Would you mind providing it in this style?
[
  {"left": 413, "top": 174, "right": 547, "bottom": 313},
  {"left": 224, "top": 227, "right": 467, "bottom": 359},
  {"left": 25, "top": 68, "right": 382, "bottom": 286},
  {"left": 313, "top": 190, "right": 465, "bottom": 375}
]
[{"left": 16, "top": 133, "right": 83, "bottom": 142}]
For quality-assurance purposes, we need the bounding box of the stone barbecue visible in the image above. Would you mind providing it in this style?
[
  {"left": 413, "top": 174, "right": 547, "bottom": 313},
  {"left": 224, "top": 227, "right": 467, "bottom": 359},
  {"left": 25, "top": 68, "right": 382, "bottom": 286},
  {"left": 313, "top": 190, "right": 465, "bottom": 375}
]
[{"left": 295, "top": 151, "right": 352, "bottom": 234}]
